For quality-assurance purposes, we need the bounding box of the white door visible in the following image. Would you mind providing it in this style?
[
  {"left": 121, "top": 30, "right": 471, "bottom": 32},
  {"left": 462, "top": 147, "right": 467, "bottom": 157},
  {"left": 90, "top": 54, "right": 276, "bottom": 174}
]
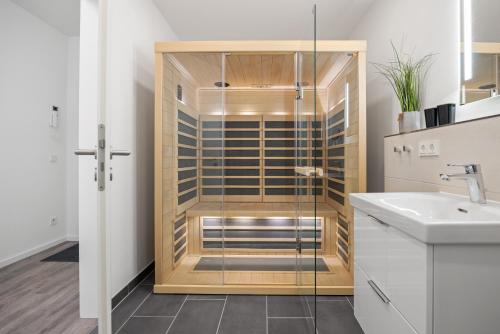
[{"left": 77, "top": 0, "right": 117, "bottom": 332}]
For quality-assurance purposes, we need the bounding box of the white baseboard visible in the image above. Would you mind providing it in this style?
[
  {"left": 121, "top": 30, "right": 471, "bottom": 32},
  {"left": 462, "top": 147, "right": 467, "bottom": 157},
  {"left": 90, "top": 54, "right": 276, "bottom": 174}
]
[
  {"left": 0, "top": 235, "right": 78, "bottom": 269},
  {"left": 66, "top": 235, "right": 79, "bottom": 242}
]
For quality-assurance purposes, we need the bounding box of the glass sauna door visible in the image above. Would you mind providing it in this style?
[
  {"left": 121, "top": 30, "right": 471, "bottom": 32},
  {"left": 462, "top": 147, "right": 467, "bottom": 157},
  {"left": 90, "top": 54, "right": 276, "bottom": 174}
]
[
  {"left": 295, "top": 50, "right": 317, "bottom": 289},
  {"left": 296, "top": 5, "right": 318, "bottom": 333}
]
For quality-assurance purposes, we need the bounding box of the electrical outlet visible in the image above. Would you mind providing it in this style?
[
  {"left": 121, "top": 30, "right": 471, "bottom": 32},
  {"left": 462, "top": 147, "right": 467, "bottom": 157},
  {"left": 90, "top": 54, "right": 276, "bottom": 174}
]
[
  {"left": 418, "top": 140, "right": 440, "bottom": 157},
  {"left": 50, "top": 216, "right": 57, "bottom": 226}
]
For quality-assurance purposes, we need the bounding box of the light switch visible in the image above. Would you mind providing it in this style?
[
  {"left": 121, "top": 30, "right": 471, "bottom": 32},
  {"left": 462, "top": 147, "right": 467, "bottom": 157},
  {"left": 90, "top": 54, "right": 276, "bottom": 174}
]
[
  {"left": 49, "top": 106, "right": 59, "bottom": 128},
  {"left": 418, "top": 140, "right": 440, "bottom": 157}
]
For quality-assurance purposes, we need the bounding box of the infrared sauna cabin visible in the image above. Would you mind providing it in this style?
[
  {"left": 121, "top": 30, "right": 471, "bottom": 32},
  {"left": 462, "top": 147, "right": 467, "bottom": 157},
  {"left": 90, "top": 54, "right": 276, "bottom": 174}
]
[{"left": 154, "top": 41, "right": 366, "bottom": 295}]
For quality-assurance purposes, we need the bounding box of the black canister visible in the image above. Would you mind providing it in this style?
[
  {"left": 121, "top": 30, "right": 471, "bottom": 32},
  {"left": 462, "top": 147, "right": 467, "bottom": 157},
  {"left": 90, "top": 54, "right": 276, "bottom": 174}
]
[
  {"left": 437, "top": 104, "right": 456, "bottom": 125},
  {"left": 424, "top": 108, "right": 438, "bottom": 128}
]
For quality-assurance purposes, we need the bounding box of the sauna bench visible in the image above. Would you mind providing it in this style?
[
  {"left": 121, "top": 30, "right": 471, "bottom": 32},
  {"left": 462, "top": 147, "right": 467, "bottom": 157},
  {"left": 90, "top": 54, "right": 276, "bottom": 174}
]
[{"left": 185, "top": 202, "right": 338, "bottom": 218}]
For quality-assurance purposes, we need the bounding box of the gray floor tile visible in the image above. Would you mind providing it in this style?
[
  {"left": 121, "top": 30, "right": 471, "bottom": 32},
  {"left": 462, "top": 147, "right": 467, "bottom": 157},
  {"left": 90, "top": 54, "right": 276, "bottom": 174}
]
[
  {"left": 268, "top": 318, "right": 315, "bottom": 334},
  {"left": 112, "top": 285, "right": 151, "bottom": 333},
  {"left": 141, "top": 271, "right": 154, "bottom": 285},
  {"left": 109, "top": 292, "right": 362, "bottom": 334},
  {"left": 167, "top": 299, "right": 225, "bottom": 334},
  {"left": 218, "top": 296, "right": 266, "bottom": 334},
  {"left": 306, "top": 298, "right": 316, "bottom": 317},
  {"left": 118, "top": 316, "right": 173, "bottom": 334},
  {"left": 134, "top": 294, "right": 186, "bottom": 316},
  {"left": 306, "top": 295, "right": 350, "bottom": 316},
  {"left": 267, "top": 296, "right": 311, "bottom": 317},
  {"left": 347, "top": 295, "right": 354, "bottom": 307},
  {"left": 187, "top": 294, "right": 227, "bottom": 300},
  {"left": 315, "top": 300, "right": 364, "bottom": 334}
]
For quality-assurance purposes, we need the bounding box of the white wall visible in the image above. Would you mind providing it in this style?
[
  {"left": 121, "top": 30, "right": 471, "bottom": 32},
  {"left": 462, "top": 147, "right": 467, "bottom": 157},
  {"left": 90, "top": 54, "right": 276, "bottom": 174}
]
[
  {"left": 153, "top": 0, "right": 374, "bottom": 40},
  {"left": 0, "top": 0, "right": 77, "bottom": 267},
  {"left": 350, "top": 0, "right": 461, "bottom": 192},
  {"left": 105, "top": 0, "right": 177, "bottom": 297},
  {"left": 473, "top": 0, "right": 500, "bottom": 43},
  {"left": 66, "top": 36, "right": 80, "bottom": 240},
  {"left": 385, "top": 116, "right": 500, "bottom": 202}
]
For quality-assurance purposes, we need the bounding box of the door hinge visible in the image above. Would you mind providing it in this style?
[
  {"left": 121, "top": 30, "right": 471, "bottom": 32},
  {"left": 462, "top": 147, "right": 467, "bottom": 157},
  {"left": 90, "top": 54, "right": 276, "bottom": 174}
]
[
  {"left": 296, "top": 82, "right": 303, "bottom": 100},
  {"left": 296, "top": 237, "right": 302, "bottom": 254}
]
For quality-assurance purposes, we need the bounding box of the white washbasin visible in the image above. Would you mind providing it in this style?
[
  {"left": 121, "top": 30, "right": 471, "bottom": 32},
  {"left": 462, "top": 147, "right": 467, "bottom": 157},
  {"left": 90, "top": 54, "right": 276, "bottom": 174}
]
[{"left": 350, "top": 192, "right": 500, "bottom": 244}]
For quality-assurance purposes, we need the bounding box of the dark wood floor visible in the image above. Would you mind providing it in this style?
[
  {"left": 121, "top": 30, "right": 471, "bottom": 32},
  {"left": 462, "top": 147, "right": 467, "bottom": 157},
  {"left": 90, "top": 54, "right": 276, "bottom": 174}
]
[{"left": 0, "top": 242, "right": 96, "bottom": 334}]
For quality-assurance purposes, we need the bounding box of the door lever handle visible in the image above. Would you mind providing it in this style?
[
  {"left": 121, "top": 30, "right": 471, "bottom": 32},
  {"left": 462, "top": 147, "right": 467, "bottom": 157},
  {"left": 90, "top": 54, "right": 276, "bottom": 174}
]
[
  {"left": 110, "top": 150, "right": 131, "bottom": 159},
  {"left": 75, "top": 149, "right": 97, "bottom": 159}
]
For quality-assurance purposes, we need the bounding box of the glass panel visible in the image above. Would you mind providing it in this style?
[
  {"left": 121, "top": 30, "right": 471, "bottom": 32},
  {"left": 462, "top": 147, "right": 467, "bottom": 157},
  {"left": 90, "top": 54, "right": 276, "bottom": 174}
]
[
  {"left": 311, "top": 7, "right": 319, "bottom": 332},
  {"left": 295, "top": 50, "right": 309, "bottom": 283},
  {"left": 220, "top": 53, "right": 226, "bottom": 286},
  {"left": 163, "top": 52, "right": 224, "bottom": 287},
  {"left": 222, "top": 53, "right": 298, "bottom": 286},
  {"left": 295, "top": 5, "right": 318, "bottom": 334}
]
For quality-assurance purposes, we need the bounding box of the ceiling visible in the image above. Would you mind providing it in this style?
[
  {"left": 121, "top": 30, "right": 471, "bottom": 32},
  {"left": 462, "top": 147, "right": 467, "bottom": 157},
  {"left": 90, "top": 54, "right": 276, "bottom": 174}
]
[
  {"left": 154, "top": 0, "right": 375, "bottom": 40},
  {"left": 172, "top": 53, "right": 342, "bottom": 88},
  {"left": 11, "top": 0, "right": 80, "bottom": 36},
  {"left": 10, "top": 0, "right": 374, "bottom": 40}
]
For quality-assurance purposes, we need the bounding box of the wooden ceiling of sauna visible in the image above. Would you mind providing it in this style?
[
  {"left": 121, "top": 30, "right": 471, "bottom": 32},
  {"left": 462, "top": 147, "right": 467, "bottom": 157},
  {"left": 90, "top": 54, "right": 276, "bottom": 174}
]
[{"left": 171, "top": 53, "right": 341, "bottom": 88}]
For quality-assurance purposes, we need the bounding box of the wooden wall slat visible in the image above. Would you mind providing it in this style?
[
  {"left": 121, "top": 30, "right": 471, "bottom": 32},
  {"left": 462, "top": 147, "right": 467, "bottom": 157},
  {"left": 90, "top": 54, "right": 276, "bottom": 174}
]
[{"left": 175, "top": 104, "right": 199, "bottom": 214}]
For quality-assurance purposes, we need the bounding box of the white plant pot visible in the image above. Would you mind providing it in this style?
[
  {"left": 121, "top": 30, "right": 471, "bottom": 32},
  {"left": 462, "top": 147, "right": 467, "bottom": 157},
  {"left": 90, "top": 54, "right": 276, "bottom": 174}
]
[{"left": 398, "top": 111, "right": 421, "bottom": 133}]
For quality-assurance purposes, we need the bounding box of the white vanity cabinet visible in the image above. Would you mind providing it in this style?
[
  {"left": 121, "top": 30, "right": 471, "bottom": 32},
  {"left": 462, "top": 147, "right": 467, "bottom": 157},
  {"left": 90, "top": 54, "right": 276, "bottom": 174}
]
[
  {"left": 354, "top": 209, "right": 432, "bottom": 334},
  {"left": 353, "top": 205, "right": 500, "bottom": 334}
]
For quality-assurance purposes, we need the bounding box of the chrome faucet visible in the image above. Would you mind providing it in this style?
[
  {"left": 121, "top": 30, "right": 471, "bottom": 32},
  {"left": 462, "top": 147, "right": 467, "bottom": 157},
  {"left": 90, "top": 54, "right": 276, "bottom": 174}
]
[{"left": 440, "top": 164, "right": 487, "bottom": 204}]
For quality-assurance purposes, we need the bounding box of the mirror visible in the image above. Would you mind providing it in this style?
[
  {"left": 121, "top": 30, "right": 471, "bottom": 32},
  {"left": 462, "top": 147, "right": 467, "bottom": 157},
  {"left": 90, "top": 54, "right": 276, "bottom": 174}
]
[{"left": 460, "top": 0, "right": 500, "bottom": 105}]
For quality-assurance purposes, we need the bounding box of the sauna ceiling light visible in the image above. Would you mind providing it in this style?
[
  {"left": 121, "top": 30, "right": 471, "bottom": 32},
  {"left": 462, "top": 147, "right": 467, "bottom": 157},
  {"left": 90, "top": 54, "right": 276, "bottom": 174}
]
[{"left": 214, "top": 81, "right": 230, "bottom": 88}]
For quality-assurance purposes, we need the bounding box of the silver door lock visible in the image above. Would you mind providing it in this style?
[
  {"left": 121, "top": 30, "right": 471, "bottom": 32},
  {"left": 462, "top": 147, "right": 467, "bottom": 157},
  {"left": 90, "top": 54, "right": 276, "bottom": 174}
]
[{"left": 74, "top": 124, "right": 106, "bottom": 191}]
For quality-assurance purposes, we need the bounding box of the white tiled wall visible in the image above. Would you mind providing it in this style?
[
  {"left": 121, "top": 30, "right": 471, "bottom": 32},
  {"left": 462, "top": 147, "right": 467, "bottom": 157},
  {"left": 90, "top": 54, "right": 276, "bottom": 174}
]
[{"left": 384, "top": 116, "right": 500, "bottom": 202}]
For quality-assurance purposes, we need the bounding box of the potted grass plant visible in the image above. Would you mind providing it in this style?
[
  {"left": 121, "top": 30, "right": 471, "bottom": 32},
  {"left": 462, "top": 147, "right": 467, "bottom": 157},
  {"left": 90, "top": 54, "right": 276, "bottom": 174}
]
[{"left": 373, "top": 43, "right": 434, "bottom": 133}]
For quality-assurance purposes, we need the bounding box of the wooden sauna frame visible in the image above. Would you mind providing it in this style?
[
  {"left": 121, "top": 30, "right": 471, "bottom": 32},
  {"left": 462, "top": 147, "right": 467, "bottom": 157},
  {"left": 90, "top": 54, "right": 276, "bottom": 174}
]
[{"left": 154, "top": 41, "right": 367, "bottom": 295}]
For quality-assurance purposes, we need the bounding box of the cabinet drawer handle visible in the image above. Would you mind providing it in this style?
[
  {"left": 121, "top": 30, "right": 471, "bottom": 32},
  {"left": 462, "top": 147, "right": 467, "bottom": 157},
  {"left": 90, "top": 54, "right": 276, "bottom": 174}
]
[
  {"left": 368, "top": 280, "right": 390, "bottom": 304},
  {"left": 368, "top": 215, "right": 389, "bottom": 226}
]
